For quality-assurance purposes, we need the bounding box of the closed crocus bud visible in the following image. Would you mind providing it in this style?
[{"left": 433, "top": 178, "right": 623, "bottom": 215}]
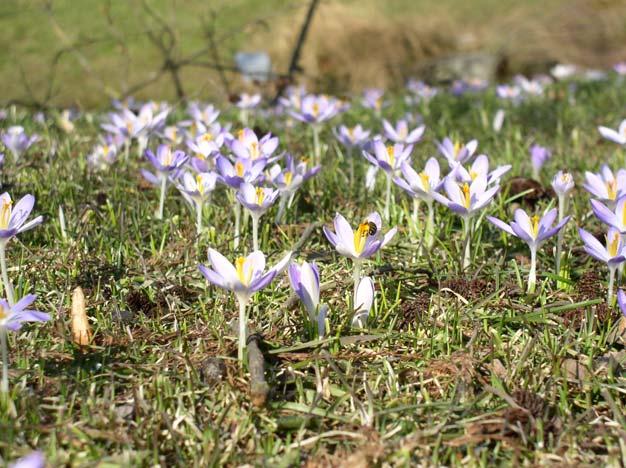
[
  {"left": 552, "top": 171, "right": 574, "bottom": 197},
  {"left": 352, "top": 276, "right": 374, "bottom": 328}
]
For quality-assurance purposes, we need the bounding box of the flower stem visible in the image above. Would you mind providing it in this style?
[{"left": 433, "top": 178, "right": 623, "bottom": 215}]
[
  {"left": 528, "top": 247, "right": 537, "bottom": 294},
  {"left": 462, "top": 218, "right": 472, "bottom": 270},
  {"left": 425, "top": 201, "right": 435, "bottom": 250},
  {"left": 0, "top": 326, "right": 7, "bottom": 394},
  {"left": 555, "top": 195, "right": 567, "bottom": 275},
  {"left": 384, "top": 172, "right": 392, "bottom": 222},
  {"left": 195, "top": 201, "right": 203, "bottom": 236},
  {"left": 233, "top": 203, "right": 241, "bottom": 250},
  {"left": 347, "top": 147, "right": 354, "bottom": 189},
  {"left": 275, "top": 194, "right": 287, "bottom": 224},
  {"left": 156, "top": 174, "right": 167, "bottom": 220},
  {"left": 240, "top": 109, "right": 248, "bottom": 127},
  {"left": 237, "top": 299, "right": 247, "bottom": 365},
  {"left": 412, "top": 198, "right": 420, "bottom": 237},
  {"left": 252, "top": 214, "right": 260, "bottom": 251},
  {"left": 312, "top": 125, "right": 321, "bottom": 166},
  {"left": 353, "top": 260, "right": 362, "bottom": 308},
  {"left": 0, "top": 244, "right": 14, "bottom": 306},
  {"left": 608, "top": 266, "right": 616, "bottom": 305}
]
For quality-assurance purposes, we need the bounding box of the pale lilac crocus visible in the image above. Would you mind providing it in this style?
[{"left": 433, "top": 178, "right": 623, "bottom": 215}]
[
  {"left": 584, "top": 165, "right": 626, "bottom": 206},
  {"left": 186, "top": 131, "right": 224, "bottom": 171},
  {"left": 598, "top": 120, "right": 626, "bottom": 146},
  {"left": 432, "top": 175, "right": 499, "bottom": 269},
  {"left": 323, "top": 212, "right": 396, "bottom": 297},
  {"left": 334, "top": 125, "right": 371, "bottom": 185},
  {"left": 9, "top": 451, "right": 46, "bottom": 468},
  {"left": 436, "top": 137, "right": 478, "bottom": 167},
  {"left": 552, "top": 171, "right": 575, "bottom": 274},
  {"left": 406, "top": 79, "right": 438, "bottom": 102},
  {"left": 87, "top": 141, "right": 118, "bottom": 171},
  {"left": 394, "top": 157, "right": 442, "bottom": 249},
  {"left": 1, "top": 126, "right": 39, "bottom": 162},
  {"left": 382, "top": 119, "right": 425, "bottom": 145},
  {"left": 290, "top": 94, "right": 340, "bottom": 165},
  {"left": 530, "top": 144, "right": 551, "bottom": 180},
  {"left": 362, "top": 140, "right": 413, "bottom": 220},
  {"left": 0, "top": 294, "right": 49, "bottom": 393},
  {"left": 514, "top": 75, "right": 547, "bottom": 96},
  {"left": 361, "top": 88, "right": 386, "bottom": 114},
  {"left": 614, "top": 62, "right": 626, "bottom": 76},
  {"left": 488, "top": 208, "right": 570, "bottom": 293},
  {"left": 176, "top": 171, "right": 218, "bottom": 235},
  {"left": 353, "top": 276, "right": 374, "bottom": 329},
  {"left": 236, "top": 183, "right": 279, "bottom": 250},
  {"left": 235, "top": 93, "right": 261, "bottom": 126},
  {"left": 199, "top": 249, "right": 291, "bottom": 362},
  {"left": 450, "top": 154, "right": 511, "bottom": 187},
  {"left": 496, "top": 84, "right": 522, "bottom": 102},
  {"left": 229, "top": 128, "right": 279, "bottom": 161},
  {"left": 288, "top": 261, "right": 328, "bottom": 338},
  {"left": 268, "top": 154, "right": 321, "bottom": 222},
  {"left": 618, "top": 289, "right": 626, "bottom": 317},
  {"left": 187, "top": 102, "right": 220, "bottom": 127},
  {"left": 579, "top": 227, "right": 625, "bottom": 304},
  {"left": 141, "top": 145, "right": 188, "bottom": 220}
]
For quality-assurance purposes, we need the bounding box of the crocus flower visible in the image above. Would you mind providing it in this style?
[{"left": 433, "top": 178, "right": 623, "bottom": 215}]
[
  {"left": 289, "top": 94, "right": 340, "bottom": 125},
  {"left": 598, "top": 120, "right": 626, "bottom": 146},
  {"left": 496, "top": 84, "right": 522, "bottom": 102},
  {"left": 141, "top": 145, "right": 189, "bottom": 220},
  {"left": 229, "top": 128, "right": 279, "bottom": 161},
  {"left": 579, "top": 227, "right": 625, "bottom": 304},
  {"left": 530, "top": 144, "right": 551, "bottom": 180},
  {"left": 552, "top": 171, "right": 575, "bottom": 274},
  {"left": 514, "top": 75, "right": 547, "bottom": 96},
  {"left": 198, "top": 249, "right": 291, "bottom": 362},
  {"left": 618, "top": 289, "right": 626, "bottom": 317},
  {"left": 450, "top": 154, "right": 511, "bottom": 187},
  {"left": 268, "top": 154, "right": 321, "bottom": 222},
  {"left": 361, "top": 88, "right": 386, "bottom": 113},
  {"left": 436, "top": 138, "right": 478, "bottom": 167},
  {"left": 488, "top": 208, "right": 570, "bottom": 293},
  {"left": 362, "top": 140, "right": 413, "bottom": 220},
  {"left": 432, "top": 175, "right": 499, "bottom": 269},
  {"left": 584, "top": 165, "right": 626, "bottom": 206},
  {"left": 406, "top": 79, "right": 438, "bottom": 101},
  {"left": 394, "top": 157, "right": 442, "bottom": 249},
  {"left": 235, "top": 93, "right": 261, "bottom": 110},
  {"left": 382, "top": 119, "right": 425, "bottom": 144},
  {"left": 186, "top": 131, "right": 224, "bottom": 171},
  {"left": 450, "top": 79, "right": 488, "bottom": 95},
  {"left": 216, "top": 155, "right": 266, "bottom": 189},
  {"left": 288, "top": 261, "right": 328, "bottom": 338},
  {"left": 614, "top": 62, "right": 626, "bottom": 76},
  {"left": 236, "top": 183, "right": 279, "bottom": 250},
  {"left": 334, "top": 125, "right": 371, "bottom": 149},
  {"left": 0, "top": 294, "right": 49, "bottom": 393},
  {"left": 187, "top": 102, "right": 220, "bottom": 127},
  {"left": 9, "top": 451, "right": 45, "bottom": 468},
  {"left": 176, "top": 171, "right": 218, "bottom": 235},
  {"left": 87, "top": 141, "right": 118, "bottom": 171},
  {"left": 1, "top": 126, "right": 39, "bottom": 161},
  {"left": 352, "top": 276, "right": 374, "bottom": 328}
]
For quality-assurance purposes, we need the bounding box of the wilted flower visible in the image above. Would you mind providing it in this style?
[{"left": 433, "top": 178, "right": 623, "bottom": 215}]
[
  {"left": 598, "top": 120, "right": 626, "bottom": 146},
  {"left": 584, "top": 165, "right": 626, "bottom": 206},
  {"left": 352, "top": 276, "right": 374, "bottom": 328},
  {"left": 141, "top": 145, "right": 188, "bottom": 220},
  {"left": 530, "top": 144, "right": 551, "bottom": 180},
  {"left": 579, "top": 227, "right": 625, "bottom": 303},
  {"left": 198, "top": 249, "right": 291, "bottom": 362},
  {"left": 488, "top": 208, "right": 570, "bottom": 293},
  {"left": 236, "top": 183, "right": 279, "bottom": 250},
  {"left": 288, "top": 261, "right": 328, "bottom": 338},
  {"left": 436, "top": 137, "right": 478, "bottom": 167},
  {"left": 382, "top": 119, "right": 425, "bottom": 144},
  {"left": 1, "top": 126, "right": 39, "bottom": 161}
]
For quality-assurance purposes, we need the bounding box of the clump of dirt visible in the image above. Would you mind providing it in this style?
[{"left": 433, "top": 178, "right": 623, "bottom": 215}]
[
  {"left": 397, "top": 291, "right": 431, "bottom": 330},
  {"left": 440, "top": 277, "right": 495, "bottom": 302},
  {"left": 126, "top": 289, "right": 157, "bottom": 318},
  {"left": 503, "top": 177, "right": 553, "bottom": 208}
]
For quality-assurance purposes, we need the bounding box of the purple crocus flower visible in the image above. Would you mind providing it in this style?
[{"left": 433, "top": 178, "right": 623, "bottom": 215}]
[
  {"left": 436, "top": 137, "right": 478, "bottom": 167},
  {"left": 530, "top": 144, "right": 551, "bottom": 179},
  {"left": 382, "top": 119, "right": 425, "bottom": 144},
  {"left": 1, "top": 126, "right": 39, "bottom": 161},
  {"left": 216, "top": 155, "right": 266, "bottom": 189},
  {"left": 229, "top": 128, "right": 279, "bottom": 161},
  {"left": 362, "top": 140, "right": 413, "bottom": 175},
  {"left": 406, "top": 79, "right": 438, "bottom": 101},
  {"left": 323, "top": 212, "right": 396, "bottom": 262},
  {"left": 198, "top": 248, "right": 291, "bottom": 362},
  {"left": 235, "top": 93, "right": 262, "bottom": 109},
  {"left": 598, "top": 120, "right": 626, "bottom": 146},
  {"left": 186, "top": 131, "right": 224, "bottom": 171},
  {"left": 450, "top": 154, "right": 511, "bottom": 186},
  {"left": 141, "top": 145, "right": 188, "bottom": 220},
  {"left": 584, "top": 165, "right": 626, "bottom": 205},
  {"left": 488, "top": 208, "right": 570, "bottom": 292},
  {"left": 552, "top": 171, "right": 575, "bottom": 198},
  {"left": 0, "top": 193, "right": 43, "bottom": 243},
  {"left": 496, "top": 84, "right": 522, "bottom": 101},
  {"left": 288, "top": 261, "right": 328, "bottom": 338},
  {"left": 236, "top": 183, "right": 279, "bottom": 251},
  {"left": 268, "top": 154, "right": 320, "bottom": 223},
  {"left": 432, "top": 174, "right": 499, "bottom": 219},
  {"left": 9, "top": 451, "right": 46, "bottom": 468},
  {"left": 176, "top": 171, "right": 218, "bottom": 235},
  {"left": 289, "top": 94, "right": 340, "bottom": 124},
  {"left": 0, "top": 294, "right": 49, "bottom": 332},
  {"left": 590, "top": 196, "right": 626, "bottom": 233},
  {"left": 579, "top": 227, "right": 625, "bottom": 303},
  {"left": 614, "top": 62, "right": 626, "bottom": 76},
  {"left": 87, "top": 141, "right": 118, "bottom": 171},
  {"left": 187, "top": 102, "right": 220, "bottom": 127},
  {"left": 451, "top": 79, "right": 488, "bottom": 96},
  {"left": 618, "top": 289, "right": 626, "bottom": 317},
  {"left": 334, "top": 125, "right": 371, "bottom": 149},
  {"left": 361, "top": 88, "right": 386, "bottom": 112}
]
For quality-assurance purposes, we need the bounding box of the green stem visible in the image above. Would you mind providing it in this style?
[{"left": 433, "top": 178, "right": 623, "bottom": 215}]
[
  {"left": 348, "top": 147, "right": 354, "bottom": 189},
  {"left": 312, "top": 125, "right": 321, "bottom": 166},
  {"left": 425, "top": 201, "right": 435, "bottom": 250}
]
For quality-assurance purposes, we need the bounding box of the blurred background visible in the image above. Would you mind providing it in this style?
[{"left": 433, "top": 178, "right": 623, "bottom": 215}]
[{"left": 2, "top": 0, "right": 626, "bottom": 109}]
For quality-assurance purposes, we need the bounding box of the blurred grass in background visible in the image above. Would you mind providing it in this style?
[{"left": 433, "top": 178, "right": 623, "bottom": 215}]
[{"left": 1, "top": 0, "right": 626, "bottom": 108}]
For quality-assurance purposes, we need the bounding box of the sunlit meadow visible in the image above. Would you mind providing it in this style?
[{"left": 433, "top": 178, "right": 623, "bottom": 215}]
[{"left": 2, "top": 66, "right": 626, "bottom": 466}]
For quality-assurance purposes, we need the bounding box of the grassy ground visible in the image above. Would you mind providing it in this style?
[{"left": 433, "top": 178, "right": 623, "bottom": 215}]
[{"left": 0, "top": 77, "right": 626, "bottom": 465}]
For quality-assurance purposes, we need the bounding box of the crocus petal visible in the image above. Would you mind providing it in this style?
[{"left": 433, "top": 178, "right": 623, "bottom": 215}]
[
  {"left": 618, "top": 289, "right": 626, "bottom": 316},
  {"left": 208, "top": 249, "right": 239, "bottom": 287},
  {"left": 199, "top": 265, "right": 230, "bottom": 290},
  {"left": 487, "top": 216, "right": 516, "bottom": 237}
]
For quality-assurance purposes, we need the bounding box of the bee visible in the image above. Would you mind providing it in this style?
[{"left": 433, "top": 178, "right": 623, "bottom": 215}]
[{"left": 366, "top": 221, "right": 377, "bottom": 236}]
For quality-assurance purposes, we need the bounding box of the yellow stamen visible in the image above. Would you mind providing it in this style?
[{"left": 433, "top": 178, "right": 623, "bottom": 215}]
[
  {"left": 162, "top": 149, "right": 173, "bottom": 166},
  {"left": 453, "top": 141, "right": 461, "bottom": 158},
  {"left": 196, "top": 175, "right": 204, "bottom": 195},
  {"left": 0, "top": 305, "right": 5, "bottom": 320},
  {"left": 284, "top": 171, "right": 293, "bottom": 186},
  {"left": 237, "top": 129, "right": 245, "bottom": 142},
  {"left": 419, "top": 172, "right": 430, "bottom": 190},
  {"left": 622, "top": 202, "right": 626, "bottom": 229},
  {"left": 255, "top": 187, "right": 265, "bottom": 206},
  {"left": 0, "top": 197, "right": 12, "bottom": 229},
  {"left": 235, "top": 162, "right": 245, "bottom": 177},
  {"left": 102, "top": 145, "right": 109, "bottom": 155},
  {"left": 201, "top": 132, "right": 213, "bottom": 142},
  {"left": 607, "top": 180, "right": 617, "bottom": 200},
  {"left": 235, "top": 257, "right": 253, "bottom": 286},
  {"left": 469, "top": 170, "right": 478, "bottom": 181},
  {"left": 398, "top": 123, "right": 408, "bottom": 139},
  {"left": 608, "top": 232, "right": 620, "bottom": 257},
  {"left": 250, "top": 142, "right": 259, "bottom": 159},
  {"left": 386, "top": 146, "right": 395, "bottom": 166},
  {"left": 531, "top": 214, "right": 540, "bottom": 238},
  {"left": 353, "top": 222, "right": 371, "bottom": 255},
  {"left": 312, "top": 103, "right": 320, "bottom": 117},
  {"left": 461, "top": 183, "right": 471, "bottom": 209}
]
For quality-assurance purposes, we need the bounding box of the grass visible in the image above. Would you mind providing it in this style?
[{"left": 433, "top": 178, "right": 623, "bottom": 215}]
[{"left": 1, "top": 77, "right": 626, "bottom": 465}]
